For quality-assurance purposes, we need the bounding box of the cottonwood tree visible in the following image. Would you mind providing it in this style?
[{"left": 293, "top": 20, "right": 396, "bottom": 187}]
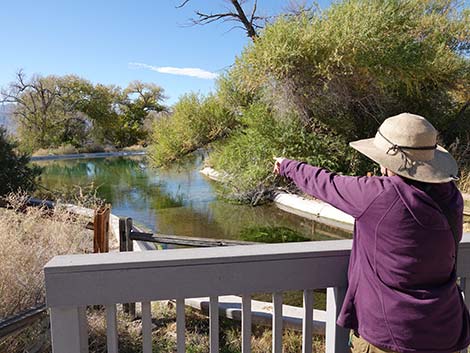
[
  {"left": 1, "top": 72, "right": 167, "bottom": 150},
  {"left": 112, "top": 81, "right": 167, "bottom": 147},
  {"left": 177, "top": 0, "right": 264, "bottom": 40},
  {"left": 0, "top": 71, "right": 94, "bottom": 150}
]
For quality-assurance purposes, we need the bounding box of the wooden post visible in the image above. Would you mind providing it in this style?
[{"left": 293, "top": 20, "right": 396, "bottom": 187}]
[
  {"left": 119, "top": 217, "right": 135, "bottom": 319},
  {"left": 93, "top": 205, "right": 110, "bottom": 253}
]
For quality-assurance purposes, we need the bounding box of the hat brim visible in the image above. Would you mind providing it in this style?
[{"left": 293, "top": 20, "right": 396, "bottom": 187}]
[{"left": 349, "top": 138, "right": 458, "bottom": 183}]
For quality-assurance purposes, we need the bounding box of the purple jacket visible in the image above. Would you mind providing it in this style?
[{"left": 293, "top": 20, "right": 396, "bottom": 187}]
[{"left": 280, "top": 159, "right": 470, "bottom": 353}]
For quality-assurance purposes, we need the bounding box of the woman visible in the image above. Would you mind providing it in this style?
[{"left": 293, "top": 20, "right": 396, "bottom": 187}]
[{"left": 273, "top": 113, "right": 470, "bottom": 353}]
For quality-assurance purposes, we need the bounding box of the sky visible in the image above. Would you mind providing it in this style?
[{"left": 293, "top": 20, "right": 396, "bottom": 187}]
[{"left": 0, "top": 0, "right": 331, "bottom": 106}]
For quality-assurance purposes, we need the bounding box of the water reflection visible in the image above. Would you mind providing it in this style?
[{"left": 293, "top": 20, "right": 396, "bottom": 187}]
[{"left": 36, "top": 155, "right": 351, "bottom": 241}]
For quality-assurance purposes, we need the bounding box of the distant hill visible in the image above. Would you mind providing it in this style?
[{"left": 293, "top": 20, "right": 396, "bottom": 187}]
[{"left": 0, "top": 104, "right": 17, "bottom": 135}]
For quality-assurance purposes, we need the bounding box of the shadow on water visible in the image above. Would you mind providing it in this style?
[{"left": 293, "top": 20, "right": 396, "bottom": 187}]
[{"left": 36, "top": 154, "right": 351, "bottom": 242}]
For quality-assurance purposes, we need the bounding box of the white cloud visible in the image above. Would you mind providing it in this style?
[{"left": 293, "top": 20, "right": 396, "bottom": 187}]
[{"left": 129, "top": 62, "right": 218, "bottom": 80}]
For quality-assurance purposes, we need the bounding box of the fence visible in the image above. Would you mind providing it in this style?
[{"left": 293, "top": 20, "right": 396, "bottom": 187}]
[{"left": 45, "top": 233, "right": 470, "bottom": 353}]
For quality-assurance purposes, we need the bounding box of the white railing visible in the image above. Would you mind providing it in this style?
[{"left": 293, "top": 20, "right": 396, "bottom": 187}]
[{"left": 45, "top": 234, "right": 470, "bottom": 353}]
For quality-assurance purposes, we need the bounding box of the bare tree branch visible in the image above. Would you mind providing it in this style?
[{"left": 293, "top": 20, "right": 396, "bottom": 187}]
[
  {"left": 175, "top": 0, "right": 191, "bottom": 9},
  {"left": 176, "top": 0, "right": 262, "bottom": 40}
]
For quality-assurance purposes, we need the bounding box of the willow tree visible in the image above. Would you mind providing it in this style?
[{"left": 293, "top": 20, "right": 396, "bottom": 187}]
[{"left": 156, "top": 0, "right": 470, "bottom": 202}]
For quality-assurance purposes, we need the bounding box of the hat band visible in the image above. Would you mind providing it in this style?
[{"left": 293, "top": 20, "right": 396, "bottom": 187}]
[{"left": 377, "top": 130, "right": 437, "bottom": 155}]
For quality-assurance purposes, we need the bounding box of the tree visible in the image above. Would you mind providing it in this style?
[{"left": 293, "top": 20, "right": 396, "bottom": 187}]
[
  {"left": 177, "top": 0, "right": 263, "bottom": 40},
  {"left": 0, "top": 127, "right": 41, "bottom": 196},
  {"left": 0, "top": 71, "right": 94, "bottom": 150},
  {"left": 110, "top": 81, "right": 166, "bottom": 147},
  {"left": 150, "top": 92, "right": 237, "bottom": 165},
  {"left": 159, "top": 0, "right": 470, "bottom": 203},
  {"left": 1, "top": 73, "right": 167, "bottom": 150},
  {"left": 233, "top": 0, "right": 470, "bottom": 141}
]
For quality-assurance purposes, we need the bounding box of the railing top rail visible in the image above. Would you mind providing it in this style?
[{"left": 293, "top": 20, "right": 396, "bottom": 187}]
[
  {"left": 44, "top": 233, "right": 470, "bottom": 308},
  {"left": 44, "top": 239, "right": 353, "bottom": 275}
]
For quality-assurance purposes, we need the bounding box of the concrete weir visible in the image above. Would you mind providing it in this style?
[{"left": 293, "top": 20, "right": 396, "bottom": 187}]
[
  {"left": 200, "top": 167, "right": 354, "bottom": 231},
  {"left": 184, "top": 295, "right": 326, "bottom": 334}
]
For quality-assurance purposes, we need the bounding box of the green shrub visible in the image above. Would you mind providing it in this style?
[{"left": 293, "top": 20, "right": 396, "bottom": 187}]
[
  {"left": 239, "top": 226, "right": 310, "bottom": 243},
  {"left": 208, "top": 103, "right": 352, "bottom": 199},
  {"left": 0, "top": 128, "right": 41, "bottom": 196},
  {"left": 150, "top": 93, "right": 237, "bottom": 166}
]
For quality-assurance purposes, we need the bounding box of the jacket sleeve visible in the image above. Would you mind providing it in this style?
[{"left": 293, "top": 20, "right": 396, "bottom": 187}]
[{"left": 280, "top": 159, "right": 386, "bottom": 218}]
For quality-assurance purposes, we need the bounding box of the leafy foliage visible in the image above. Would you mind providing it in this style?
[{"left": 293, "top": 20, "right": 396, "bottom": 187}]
[
  {"left": 150, "top": 93, "right": 237, "bottom": 166},
  {"left": 233, "top": 0, "right": 470, "bottom": 141},
  {"left": 239, "top": 226, "right": 310, "bottom": 243},
  {"left": 150, "top": 0, "right": 470, "bottom": 201},
  {"left": 1, "top": 73, "right": 166, "bottom": 151},
  {"left": 0, "top": 128, "right": 41, "bottom": 196},
  {"left": 208, "top": 103, "right": 352, "bottom": 199}
]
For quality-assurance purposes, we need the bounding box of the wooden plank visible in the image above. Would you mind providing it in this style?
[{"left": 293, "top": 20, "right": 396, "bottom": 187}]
[
  {"left": 242, "top": 294, "right": 252, "bottom": 353},
  {"left": 209, "top": 296, "right": 219, "bottom": 353},
  {"left": 125, "top": 217, "right": 133, "bottom": 252},
  {"left": 102, "top": 206, "right": 110, "bottom": 252},
  {"left": 93, "top": 208, "right": 101, "bottom": 253},
  {"left": 142, "top": 301, "right": 152, "bottom": 353},
  {"left": 176, "top": 298, "right": 186, "bottom": 353},
  {"left": 0, "top": 304, "right": 47, "bottom": 339},
  {"left": 119, "top": 218, "right": 127, "bottom": 252},
  {"left": 302, "top": 289, "right": 314, "bottom": 353},
  {"left": 50, "top": 306, "right": 88, "bottom": 353},
  {"left": 105, "top": 304, "right": 118, "bottom": 353},
  {"left": 325, "top": 287, "right": 349, "bottom": 353},
  {"left": 130, "top": 232, "right": 255, "bottom": 247},
  {"left": 272, "top": 292, "right": 283, "bottom": 353}
]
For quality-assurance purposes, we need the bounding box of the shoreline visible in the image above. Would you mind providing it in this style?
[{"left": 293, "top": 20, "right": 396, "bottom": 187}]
[{"left": 30, "top": 150, "right": 146, "bottom": 161}]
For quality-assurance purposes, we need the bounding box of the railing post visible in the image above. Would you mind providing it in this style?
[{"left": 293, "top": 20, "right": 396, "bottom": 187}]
[
  {"left": 119, "top": 217, "right": 135, "bottom": 318},
  {"left": 326, "top": 287, "right": 349, "bottom": 353},
  {"left": 50, "top": 306, "right": 88, "bottom": 353}
]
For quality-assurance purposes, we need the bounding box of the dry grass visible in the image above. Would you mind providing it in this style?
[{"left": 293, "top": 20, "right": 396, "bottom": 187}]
[
  {"left": 0, "top": 193, "right": 92, "bottom": 352},
  {"left": 33, "top": 143, "right": 79, "bottom": 156},
  {"left": 122, "top": 144, "right": 147, "bottom": 152},
  {"left": 459, "top": 167, "right": 470, "bottom": 195},
  {"left": 87, "top": 301, "right": 325, "bottom": 353},
  {"left": 32, "top": 143, "right": 145, "bottom": 157}
]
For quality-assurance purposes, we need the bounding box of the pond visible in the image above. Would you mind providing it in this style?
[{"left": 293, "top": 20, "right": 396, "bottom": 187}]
[{"left": 35, "top": 154, "right": 351, "bottom": 242}]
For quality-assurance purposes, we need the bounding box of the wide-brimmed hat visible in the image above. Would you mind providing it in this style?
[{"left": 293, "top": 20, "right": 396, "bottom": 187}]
[{"left": 349, "top": 113, "right": 458, "bottom": 183}]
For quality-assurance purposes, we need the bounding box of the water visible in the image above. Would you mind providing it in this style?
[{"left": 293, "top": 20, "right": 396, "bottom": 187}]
[{"left": 35, "top": 154, "right": 351, "bottom": 241}]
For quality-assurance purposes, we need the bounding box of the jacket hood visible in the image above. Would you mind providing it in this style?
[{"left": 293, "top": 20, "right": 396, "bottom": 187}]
[{"left": 390, "top": 176, "right": 463, "bottom": 231}]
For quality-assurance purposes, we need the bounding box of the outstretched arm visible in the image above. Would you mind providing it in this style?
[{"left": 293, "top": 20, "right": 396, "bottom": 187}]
[{"left": 275, "top": 158, "right": 386, "bottom": 218}]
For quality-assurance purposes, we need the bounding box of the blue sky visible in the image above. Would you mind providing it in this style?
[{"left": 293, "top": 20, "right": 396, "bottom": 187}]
[{"left": 0, "top": 0, "right": 330, "bottom": 105}]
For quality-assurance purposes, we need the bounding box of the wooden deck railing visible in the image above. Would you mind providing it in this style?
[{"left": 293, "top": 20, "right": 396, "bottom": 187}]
[{"left": 45, "top": 233, "right": 470, "bottom": 353}]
